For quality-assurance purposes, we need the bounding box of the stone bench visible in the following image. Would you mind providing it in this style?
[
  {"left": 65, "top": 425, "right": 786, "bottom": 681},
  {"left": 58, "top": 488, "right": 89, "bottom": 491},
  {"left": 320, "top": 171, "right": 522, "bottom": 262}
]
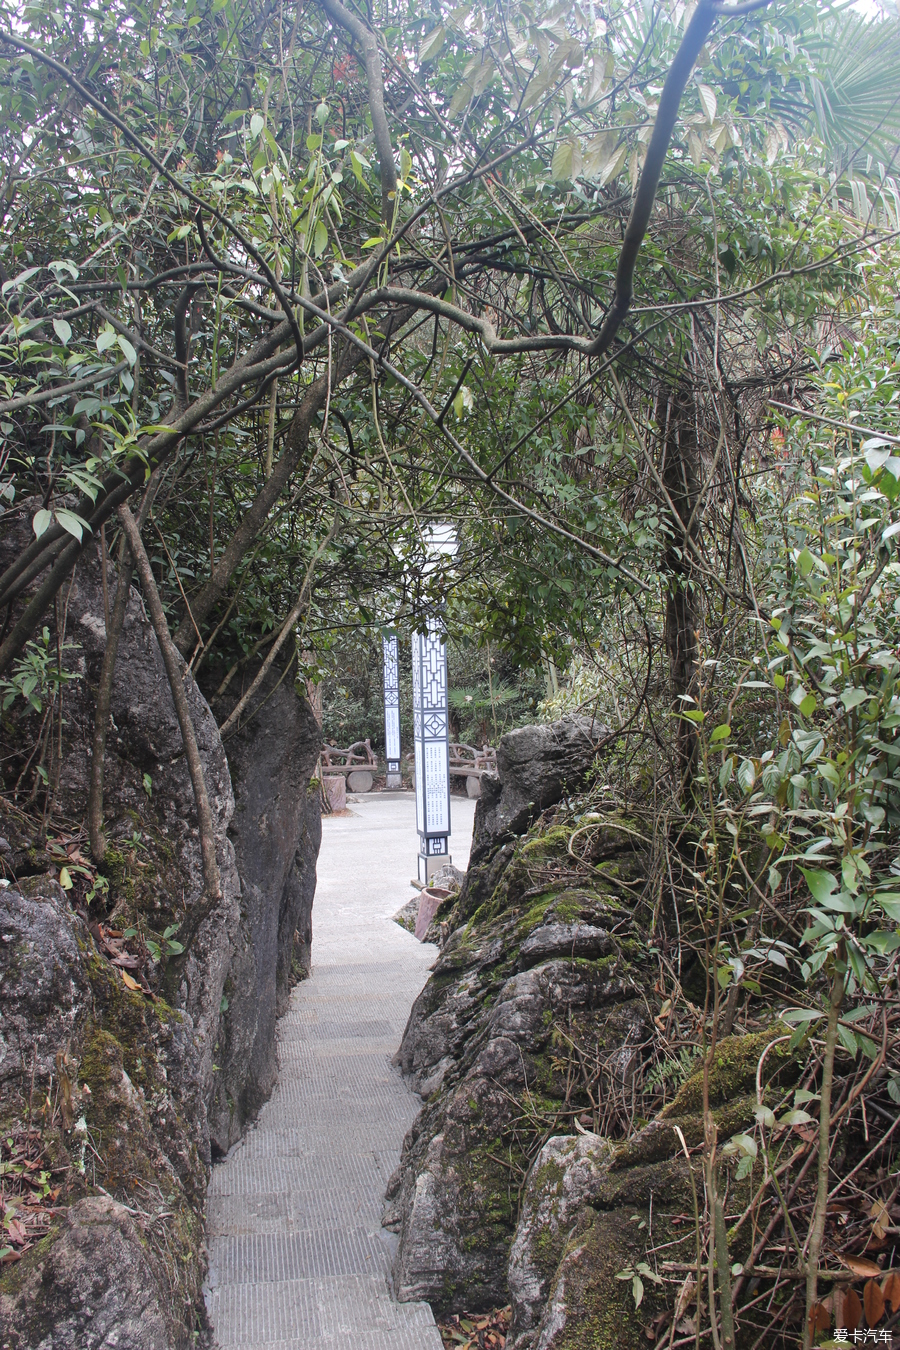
[
  {"left": 320, "top": 739, "right": 378, "bottom": 793},
  {"left": 449, "top": 743, "right": 498, "bottom": 798},
  {"left": 406, "top": 743, "right": 498, "bottom": 798}
]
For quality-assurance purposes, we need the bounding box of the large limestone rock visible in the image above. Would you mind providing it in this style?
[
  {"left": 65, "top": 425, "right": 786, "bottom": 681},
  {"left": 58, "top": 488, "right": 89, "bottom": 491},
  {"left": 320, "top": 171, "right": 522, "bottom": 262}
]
[
  {"left": 504, "top": 1028, "right": 795, "bottom": 1350},
  {"left": 477, "top": 717, "right": 606, "bottom": 845},
  {"left": 387, "top": 787, "right": 650, "bottom": 1313},
  {"left": 205, "top": 662, "right": 322, "bottom": 1150},
  {"left": 0, "top": 522, "right": 322, "bottom": 1346},
  {"left": 0, "top": 879, "right": 208, "bottom": 1347},
  {"left": 386, "top": 715, "right": 794, "bottom": 1336},
  {"left": 507, "top": 1131, "right": 695, "bottom": 1350},
  {"left": 0, "top": 1195, "right": 174, "bottom": 1350},
  {"left": 37, "top": 541, "right": 243, "bottom": 1128},
  {"left": 0, "top": 877, "right": 92, "bottom": 1088},
  {"left": 507, "top": 1134, "right": 615, "bottom": 1345},
  {"left": 456, "top": 717, "right": 606, "bottom": 922}
]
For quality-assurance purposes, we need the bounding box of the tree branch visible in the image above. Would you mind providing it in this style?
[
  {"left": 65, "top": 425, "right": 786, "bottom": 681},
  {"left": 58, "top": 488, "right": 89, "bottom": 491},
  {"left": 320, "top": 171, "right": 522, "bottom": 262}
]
[
  {"left": 117, "top": 503, "right": 221, "bottom": 901},
  {"left": 317, "top": 0, "right": 398, "bottom": 224},
  {"left": 0, "top": 30, "right": 306, "bottom": 360},
  {"left": 170, "top": 349, "right": 357, "bottom": 652},
  {"left": 586, "top": 1, "right": 723, "bottom": 359}
]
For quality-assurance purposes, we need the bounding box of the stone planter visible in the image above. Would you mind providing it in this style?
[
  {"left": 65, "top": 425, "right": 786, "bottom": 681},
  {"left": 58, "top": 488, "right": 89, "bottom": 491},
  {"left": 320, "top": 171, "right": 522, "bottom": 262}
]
[{"left": 414, "top": 886, "right": 452, "bottom": 941}]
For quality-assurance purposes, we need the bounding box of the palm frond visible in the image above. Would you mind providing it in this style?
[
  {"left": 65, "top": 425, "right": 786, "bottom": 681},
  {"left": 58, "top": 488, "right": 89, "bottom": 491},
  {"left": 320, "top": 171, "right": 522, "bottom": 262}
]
[{"left": 805, "top": 10, "right": 900, "bottom": 162}]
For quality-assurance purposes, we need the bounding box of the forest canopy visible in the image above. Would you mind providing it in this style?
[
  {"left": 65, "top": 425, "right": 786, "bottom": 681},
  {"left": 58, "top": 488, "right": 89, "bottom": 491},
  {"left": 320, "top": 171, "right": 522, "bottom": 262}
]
[{"left": 2, "top": 0, "right": 900, "bottom": 1343}]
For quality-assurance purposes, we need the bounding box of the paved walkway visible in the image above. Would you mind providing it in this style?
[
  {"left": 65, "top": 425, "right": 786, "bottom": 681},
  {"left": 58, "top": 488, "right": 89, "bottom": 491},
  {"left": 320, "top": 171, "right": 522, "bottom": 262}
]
[{"left": 205, "top": 791, "right": 476, "bottom": 1350}]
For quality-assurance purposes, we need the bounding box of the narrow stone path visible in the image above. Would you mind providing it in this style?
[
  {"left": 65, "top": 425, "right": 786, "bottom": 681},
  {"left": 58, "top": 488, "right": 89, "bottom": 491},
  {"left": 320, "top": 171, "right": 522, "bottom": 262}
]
[{"left": 205, "top": 792, "right": 476, "bottom": 1350}]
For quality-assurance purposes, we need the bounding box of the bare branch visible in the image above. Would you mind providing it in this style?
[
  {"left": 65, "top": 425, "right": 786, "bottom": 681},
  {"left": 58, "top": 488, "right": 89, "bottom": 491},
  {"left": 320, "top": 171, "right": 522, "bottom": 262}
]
[{"left": 0, "top": 361, "right": 128, "bottom": 414}]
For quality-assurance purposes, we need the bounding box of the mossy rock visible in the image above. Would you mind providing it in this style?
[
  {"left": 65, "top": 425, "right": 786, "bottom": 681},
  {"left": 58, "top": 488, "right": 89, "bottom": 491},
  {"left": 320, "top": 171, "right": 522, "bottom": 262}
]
[
  {"left": 660, "top": 1028, "right": 797, "bottom": 1119},
  {"left": 538, "top": 1184, "right": 685, "bottom": 1350}
]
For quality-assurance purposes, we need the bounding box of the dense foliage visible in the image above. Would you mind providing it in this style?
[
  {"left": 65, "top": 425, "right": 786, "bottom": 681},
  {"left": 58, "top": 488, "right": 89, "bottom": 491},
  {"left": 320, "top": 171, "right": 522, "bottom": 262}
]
[{"left": 2, "top": 0, "right": 900, "bottom": 1343}]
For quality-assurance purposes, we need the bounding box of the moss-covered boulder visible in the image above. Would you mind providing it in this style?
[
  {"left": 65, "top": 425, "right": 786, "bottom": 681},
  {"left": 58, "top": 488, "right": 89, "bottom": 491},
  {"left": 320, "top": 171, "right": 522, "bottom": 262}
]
[
  {"left": 0, "top": 879, "right": 210, "bottom": 1347},
  {"left": 388, "top": 801, "right": 651, "bottom": 1313},
  {"left": 0, "top": 1194, "right": 175, "bottom": 1350},
  {"left": 387, "top": 725, "right": 799, "bottom": 1336},
  {"left": 525, "top": 1157, "right": 693, "bottom": 1350},
  {"left": 0, "top": 528, "right": 322, "bottom": 1348},
  {"left": 505, "top": 1027, "right": 798, "bottom": 1350}
]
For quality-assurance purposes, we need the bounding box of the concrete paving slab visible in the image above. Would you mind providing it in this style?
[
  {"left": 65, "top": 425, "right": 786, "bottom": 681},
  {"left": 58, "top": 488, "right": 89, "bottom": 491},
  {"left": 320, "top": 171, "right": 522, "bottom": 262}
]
[{"left": 205, "top": 792, "right": 476, "bottom": 1350}]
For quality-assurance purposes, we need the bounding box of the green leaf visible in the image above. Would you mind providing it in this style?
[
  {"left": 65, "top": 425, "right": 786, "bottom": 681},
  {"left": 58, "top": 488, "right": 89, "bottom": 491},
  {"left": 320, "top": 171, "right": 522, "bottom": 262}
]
[
  {"left": 349, "top": 150, "right": 370, "bottom": 188},
  {"left": 837, "top": 1024, "right": 858, "bottom": 1056},
  {"left": 419, "top": 24, "right": 446, "bottom": 62},
  {"left": 697, "top": 82, "right": 717, "bottom": 124},
  {"left": 680, "top": 708, "right": 705, "bottom": 723},
  {"left": 313, "top": 220, "right": 328, "bottom": 257},
  {"left": 732, "top": 1132, "right": 758, "bottom": 1158},
  {"left": 737, "top": 759, "right": 757, "bottom": 794},
  {"left": 551, "top": 138, "right": 582, "bottom": 182},
  {"left": 448, "top": 79, "right": 473, "bottom": 118},
  {"left": 361, "top": 236, "right": 384, "bottom": 249},
  {"left": 799, "top": 694, "right": 816, "bottom": 718},
  {"left": 797, "top": 547, "right": 816, "bottom": 576},
  {"left": 32, "top": 508, "right": 52, "bottom": 538},
  {"left": 96, "top": 324, "right": 117, "bottom": 353},
  {"left": 250, "top": 113, "right": 264, "bottom": 138},
  {"left": 778, "top": 1109, "right": 813, "bottom": 1126},
  {"left": 710, "top": 724, "right": 731, "bottom": 742},
  {"left": 58, "top": 866, "right": 73, "bottom": 889},
  {"left": 780, "top": 1008, "right": 825, "bottom": 1025},
  {"left": 52, "top": 318, "right": 71, "bottom": 346},
  {"left": 598, "top": 143, "right": 628, "bottom": 185},
  {"left": 116, "top": 335, "right": 137, "bottom": 366},
  {"left": 800, "top": 868, "right": 838, "bottom": 905},
  {"left": 862, "top": 930, "right": 900, "bottom": 954},
  {"left": 55, "top": 509, "right": 89, "bottom": 542},
  {"left": 1, "top": 266, "right": 39, "bottom": 295}
]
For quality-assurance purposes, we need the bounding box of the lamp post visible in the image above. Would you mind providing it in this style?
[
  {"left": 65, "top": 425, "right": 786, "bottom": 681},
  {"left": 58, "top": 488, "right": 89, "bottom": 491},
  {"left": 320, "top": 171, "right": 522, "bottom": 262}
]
[
  {"left": 382, "top": 633, "right": 402, "bottom": 789},
  {"left": 411, "top": 615, "right": 451, "bottom": 883},
  {"left": 411, "top": 524, "right": 456, "bottom": 884}
]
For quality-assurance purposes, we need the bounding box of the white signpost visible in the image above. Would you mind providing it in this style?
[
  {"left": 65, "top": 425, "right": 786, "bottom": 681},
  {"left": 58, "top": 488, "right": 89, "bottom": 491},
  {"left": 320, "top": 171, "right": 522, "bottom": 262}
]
[
  {"left": 411, "top": 615, "right": 451, "bottom": 883},
  {"left": 382, "top": 634, "right": 402, "bottom": 789}
]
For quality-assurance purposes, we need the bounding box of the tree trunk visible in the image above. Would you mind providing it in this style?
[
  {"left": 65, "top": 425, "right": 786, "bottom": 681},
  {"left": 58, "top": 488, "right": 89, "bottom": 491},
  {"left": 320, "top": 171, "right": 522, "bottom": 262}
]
[{"left": 661, "top": 383, "right": 701, "bottom": 783}]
